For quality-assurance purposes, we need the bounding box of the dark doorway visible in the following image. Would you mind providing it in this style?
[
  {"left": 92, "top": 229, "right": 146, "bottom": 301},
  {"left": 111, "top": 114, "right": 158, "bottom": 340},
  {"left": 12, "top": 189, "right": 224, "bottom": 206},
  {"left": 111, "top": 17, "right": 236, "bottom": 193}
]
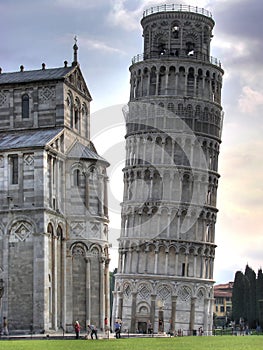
[{"left": 138, "top": 321, "right": 147, "bottom": 334}]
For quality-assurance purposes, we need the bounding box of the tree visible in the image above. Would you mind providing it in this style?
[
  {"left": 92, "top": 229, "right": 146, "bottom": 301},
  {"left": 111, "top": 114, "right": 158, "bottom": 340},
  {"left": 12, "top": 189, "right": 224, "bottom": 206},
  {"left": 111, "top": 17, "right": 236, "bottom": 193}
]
[
  {"left": 232, "top": 271, "right": 246, "bottom": 323},
  {"left": 244, "top": 265, "right": 257, "bottom": 328},
  {"left": 256, "top": 269, "right": 263, "bottom": 327}
]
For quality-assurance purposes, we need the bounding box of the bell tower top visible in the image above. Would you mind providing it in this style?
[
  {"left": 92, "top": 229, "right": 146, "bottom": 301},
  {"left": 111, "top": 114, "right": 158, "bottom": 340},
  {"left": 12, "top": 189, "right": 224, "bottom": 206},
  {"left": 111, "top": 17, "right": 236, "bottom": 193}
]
[{"left": 140, "top": 4, "right": 215, "bottom": 63}]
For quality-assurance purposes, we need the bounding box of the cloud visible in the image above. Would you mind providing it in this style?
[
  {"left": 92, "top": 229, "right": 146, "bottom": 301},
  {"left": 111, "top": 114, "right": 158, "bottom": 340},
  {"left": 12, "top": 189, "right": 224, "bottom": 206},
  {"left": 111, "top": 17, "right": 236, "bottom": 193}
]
[
  {"left": 238, "top": 86, "right": 263, "bottom": 114},
  {"left": 107, "top": 0, "right": 212, "bottom": 31},
  {"left": 107, "top": 0, "right": 142, "bottom": 31},
  {"left": 81, "top": 37, "right": 126, "bottom": 55},
  {"left": 54, "top": 0, "right": 107, "bottom": 9},
  {"left": 213, "top": 0, "right": 263, "bottom": 68},
  {"left": 214, "top": 0, "right": 263, "bottom": 38}
]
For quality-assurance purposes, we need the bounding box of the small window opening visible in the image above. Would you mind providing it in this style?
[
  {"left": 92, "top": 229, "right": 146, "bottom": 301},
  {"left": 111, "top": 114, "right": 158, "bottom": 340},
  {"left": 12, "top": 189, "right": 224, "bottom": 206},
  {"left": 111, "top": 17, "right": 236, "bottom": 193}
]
[
  {"left": 10, "top": 155, "right": 19, "bottom": 184},
  {"left": 22, "top": 94, "right": 29, "bottom": 118}
]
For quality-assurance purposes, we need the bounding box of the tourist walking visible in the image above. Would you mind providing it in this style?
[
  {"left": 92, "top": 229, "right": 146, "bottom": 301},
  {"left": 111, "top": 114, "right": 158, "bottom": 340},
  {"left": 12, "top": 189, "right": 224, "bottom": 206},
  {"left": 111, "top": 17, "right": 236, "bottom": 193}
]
[
  {"left": 88, "top": 324, "right": 98, "bottom": 339},
  {"left": 74, "top": 321, "right": 81, "bottom": 339},
  {"left": 114, "top": 320, "right": 121, "bottom": 339}
]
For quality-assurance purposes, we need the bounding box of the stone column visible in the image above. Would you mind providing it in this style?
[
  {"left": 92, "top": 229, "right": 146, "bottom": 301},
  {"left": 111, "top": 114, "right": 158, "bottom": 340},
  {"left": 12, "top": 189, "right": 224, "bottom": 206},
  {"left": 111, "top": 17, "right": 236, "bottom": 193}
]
[
  {"left": 175, "top": 249, "right": 179, "bottom": 276},
  {"left": 99, "top": 258, "right": 105, "bottom": 329},
  {"left": 204, "top": 298, "right": 209, "bottom": 334},
  {"left": 143, "top": 138, "right": 147, "bottom": 164},
  {"left": 175, "top": 73, "right": 179, "bottom": 95},
  {"left": 49, "top": 156, "right": 54, "bottom": 208},
  {"left": 189, "top": 297, "right": 197, "bottom": 335},
  {"left": 32, "top": 232, "right": 45, "bottom": 330},
  {"left": 118, "top": 248, "right": 123, "bottom": 273},
  {"left": 185, "top": 250, "right": 189, "bottom": 277},
  {"left": 61, "top": 236, "right": 67, "bottom": 330},
  {"left": 150, "top": 294, "right": 156, "bottom": 333},
  {"left": 52, "top": 234, "right": 58, "bottom": 330},
  {"left": 154, "top": 246, "right": 158, "bottom": 274},
  {"left": 136, "top": 247, "right": 140, "bottom": 273},
  {"left": 130, "top": 291, "right": 137, "bottom": 332},
  {"left": 165, "top": 248, "right": 169, "bottom": 274},
  {"left": 161, "top": 140, "right": 165, "bottom": 163},
  {"left": 144, "top": 245, "right": 149, "bottom": 273},
  {"left": 155, "top": 71, "right": 160, "bottom": 95},
  {"left": 147, "top": 72, "right": 151, "bottom": 96},
  {"left": 167, "top": 212, "right": 171, "bottom": 238},
  {"left": 65, "top": 248, "right": 73, "bottom": 331},
  {"left": 171, "top": 296, "right": 177, "bottom": 332},
  {"left": 98, "top": 175, "right": 103, "bottom": 216},
  {"left": 117, "top": 291, "right": 123, "bottom": 321},
  {"left": 104, "top": 258, "right": 110, "bottom": 328},
  {"left": 85, "top": 257, "right": 91, "bottom": 326},
  {"left": 208, "top": 297, "right": 214, "bottom": 335},
  {"left": 193, "top": 253, "right": 197, "bottom": 277},
  {"left": 104, "top": 177, "right": 109, "bottom": 216},
  {"left": 111, "top": 291, "right": 117, "bottom": 327}
]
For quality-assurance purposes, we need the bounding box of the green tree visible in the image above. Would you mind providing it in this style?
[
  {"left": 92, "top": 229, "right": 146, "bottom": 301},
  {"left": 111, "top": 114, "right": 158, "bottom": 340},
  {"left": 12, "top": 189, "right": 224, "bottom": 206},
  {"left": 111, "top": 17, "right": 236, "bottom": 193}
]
[
  {"left": 245, "top": 265, "right": 257, "bottom": 328},
  {"left": 232, "top": 271, "right": 246, "bottom": 323},
  {"left": 256, "top": 269, "right": 263, "bottom": 327}
]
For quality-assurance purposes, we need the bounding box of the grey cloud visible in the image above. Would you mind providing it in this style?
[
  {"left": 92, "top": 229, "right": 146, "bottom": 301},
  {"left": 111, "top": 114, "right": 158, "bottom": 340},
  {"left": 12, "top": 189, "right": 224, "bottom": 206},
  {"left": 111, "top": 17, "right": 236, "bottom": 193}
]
[
  {"left": 215, "top": 0, "right": 263, "bottom": 39},
  {"left": 214, "top": 0, "right": 263, "bottom": 68}
]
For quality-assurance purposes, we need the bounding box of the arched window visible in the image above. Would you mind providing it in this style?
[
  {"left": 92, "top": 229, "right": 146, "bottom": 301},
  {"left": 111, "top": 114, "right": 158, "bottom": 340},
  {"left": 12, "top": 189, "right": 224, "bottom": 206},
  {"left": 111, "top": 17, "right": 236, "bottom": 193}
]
[
  {"left": 195, "top": 105, "right": 201, "bottom": 118},
  {"left": 171, "top": 23, "right": 180, "bottom": 39},
  {"left": 157, "top": 102, "right": 164, "bottom": 116},
  {"left": 67, "top": 93, "right": 74, "bottom": 128},
  {"left": 73, "top": 169, "right": 81, "bottom": 187},
  {"left": 22, "top": 94, "right": 29, "bottom": 119},
  {"left": 178, "top": 103, "right": 184, "bottom": 116},
  {"left": 74, "top": 98, "right": 81, "bottom": 132},
  {"left": 82, "top": 103, "right": 88, "bottom": 138},
  {"left": 9, "top": 154, "right": 19, "bottom": 184},
  {"left": 168, "top": 102, "right": 175, "bottom": 113}
]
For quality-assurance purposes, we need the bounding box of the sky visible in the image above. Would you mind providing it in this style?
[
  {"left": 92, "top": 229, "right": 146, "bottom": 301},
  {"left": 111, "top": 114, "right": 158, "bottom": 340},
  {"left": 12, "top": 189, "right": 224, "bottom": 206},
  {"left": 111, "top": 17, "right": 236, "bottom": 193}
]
[{"left": 1, "top": 0, "right": 263, "bottom": 284}]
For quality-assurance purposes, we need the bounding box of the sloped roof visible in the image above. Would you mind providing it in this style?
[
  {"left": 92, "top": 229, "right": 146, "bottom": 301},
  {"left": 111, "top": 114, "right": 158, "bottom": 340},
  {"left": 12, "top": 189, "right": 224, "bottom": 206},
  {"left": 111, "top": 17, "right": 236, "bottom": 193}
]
[
  {"left": 0, "top": 128, "right": 63, "bottom": 150},
  {"left": 67, "top": 141, "right": 109, "bottom": 166},
  {"left": 0, "top": 66, "right": 74, "bottom": 85}
]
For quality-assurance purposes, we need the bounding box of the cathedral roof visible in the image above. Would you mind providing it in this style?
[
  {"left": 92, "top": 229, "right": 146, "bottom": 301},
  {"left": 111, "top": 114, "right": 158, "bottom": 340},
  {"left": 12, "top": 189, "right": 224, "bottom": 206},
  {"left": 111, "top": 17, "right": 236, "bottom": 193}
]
[
  {"left": 67, "top": 141, "right": 110, "bottom": 166},
  {"left": 0, "top": 128, "right": 64, "bottom": 150},
  {"left": 0, "top": 66, "right": 75, "bottom": 85}
]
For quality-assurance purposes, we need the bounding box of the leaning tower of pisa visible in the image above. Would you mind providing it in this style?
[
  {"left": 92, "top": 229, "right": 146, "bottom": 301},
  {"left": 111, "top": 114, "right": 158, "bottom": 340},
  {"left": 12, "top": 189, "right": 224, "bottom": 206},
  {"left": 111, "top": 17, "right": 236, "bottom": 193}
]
[{"left": 112, "top": 4, "right": 224, "bottom": 335}]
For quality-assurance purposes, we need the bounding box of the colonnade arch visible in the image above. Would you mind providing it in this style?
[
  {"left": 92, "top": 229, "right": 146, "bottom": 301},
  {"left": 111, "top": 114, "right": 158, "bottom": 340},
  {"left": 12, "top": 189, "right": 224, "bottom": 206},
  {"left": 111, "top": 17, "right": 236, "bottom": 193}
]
[
  {"left": 131, "top": 64, "right": 223, "bottom": 104},
  {"left": 118, "top": 238, "right": 215, "bottom": 280}
]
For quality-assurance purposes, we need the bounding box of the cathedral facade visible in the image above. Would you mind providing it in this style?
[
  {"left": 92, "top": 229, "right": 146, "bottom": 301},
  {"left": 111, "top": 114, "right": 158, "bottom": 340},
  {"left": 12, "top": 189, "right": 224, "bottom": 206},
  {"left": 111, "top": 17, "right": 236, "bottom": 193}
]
[
  {"left": 0, "top": 45, "right": 110, "bottom": 333},
  {"left": 112, "top": 5, "right": 224, "bottom": 335}
]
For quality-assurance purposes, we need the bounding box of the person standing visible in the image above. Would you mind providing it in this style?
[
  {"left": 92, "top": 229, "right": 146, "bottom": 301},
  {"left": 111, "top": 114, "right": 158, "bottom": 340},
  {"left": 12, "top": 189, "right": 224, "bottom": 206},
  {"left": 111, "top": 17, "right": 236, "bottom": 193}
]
[
  {"left": 114, "top": 320, "right": 121, "bottom": 339},
  {"left": 3, "top": 317, "right": 8, "bottom": 336},
  {"left": 74, "top": 321, "right": 81, "bottom": 339}
]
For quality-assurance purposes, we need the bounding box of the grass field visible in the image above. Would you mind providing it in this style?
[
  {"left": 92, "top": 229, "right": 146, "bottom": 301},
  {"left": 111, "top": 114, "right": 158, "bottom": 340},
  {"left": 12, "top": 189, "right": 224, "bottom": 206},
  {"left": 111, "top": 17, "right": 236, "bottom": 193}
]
[{"left": 0, "top": 336, "right": 262, "bottom": 350}]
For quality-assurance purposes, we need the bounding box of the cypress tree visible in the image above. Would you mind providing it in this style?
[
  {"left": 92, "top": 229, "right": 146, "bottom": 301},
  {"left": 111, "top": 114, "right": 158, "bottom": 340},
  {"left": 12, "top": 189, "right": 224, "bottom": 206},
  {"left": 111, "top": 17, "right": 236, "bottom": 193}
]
[
  {"left": 232, "top": 271, "right": 245, "bottom": 323},
  {"left": 245, "top": 265, "right": 257, "bottom": 328},
  {"left": 257, "top": 269, "right": 263, "bottom": 327}
]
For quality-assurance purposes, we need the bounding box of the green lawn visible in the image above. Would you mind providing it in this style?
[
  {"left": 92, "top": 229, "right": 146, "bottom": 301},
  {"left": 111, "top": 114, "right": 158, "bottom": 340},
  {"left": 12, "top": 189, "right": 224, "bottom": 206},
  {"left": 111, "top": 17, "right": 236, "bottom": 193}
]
[{"left": 0, "top": 336, "right": 262, "bottom": 350}]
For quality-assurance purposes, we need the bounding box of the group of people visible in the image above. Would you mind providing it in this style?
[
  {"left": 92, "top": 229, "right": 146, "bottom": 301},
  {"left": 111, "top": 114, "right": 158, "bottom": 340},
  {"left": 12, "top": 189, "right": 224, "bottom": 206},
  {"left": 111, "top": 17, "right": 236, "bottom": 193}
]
[
  {"left": 74, "top": 321, "right": 98, "bottom": 340},
  {"left": 74, "top": 318, "right": 122, "bottom": 340}
]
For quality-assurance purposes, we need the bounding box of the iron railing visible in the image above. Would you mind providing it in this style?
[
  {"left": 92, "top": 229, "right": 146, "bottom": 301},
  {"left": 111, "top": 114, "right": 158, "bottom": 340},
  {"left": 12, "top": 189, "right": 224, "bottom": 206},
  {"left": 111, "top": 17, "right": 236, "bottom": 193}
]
[
  {"left": 143, "top": 4, "right": 212, "bottom": 19},
  {"left": 131, "top": 51, "right": 222, "bottom": 68}
]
